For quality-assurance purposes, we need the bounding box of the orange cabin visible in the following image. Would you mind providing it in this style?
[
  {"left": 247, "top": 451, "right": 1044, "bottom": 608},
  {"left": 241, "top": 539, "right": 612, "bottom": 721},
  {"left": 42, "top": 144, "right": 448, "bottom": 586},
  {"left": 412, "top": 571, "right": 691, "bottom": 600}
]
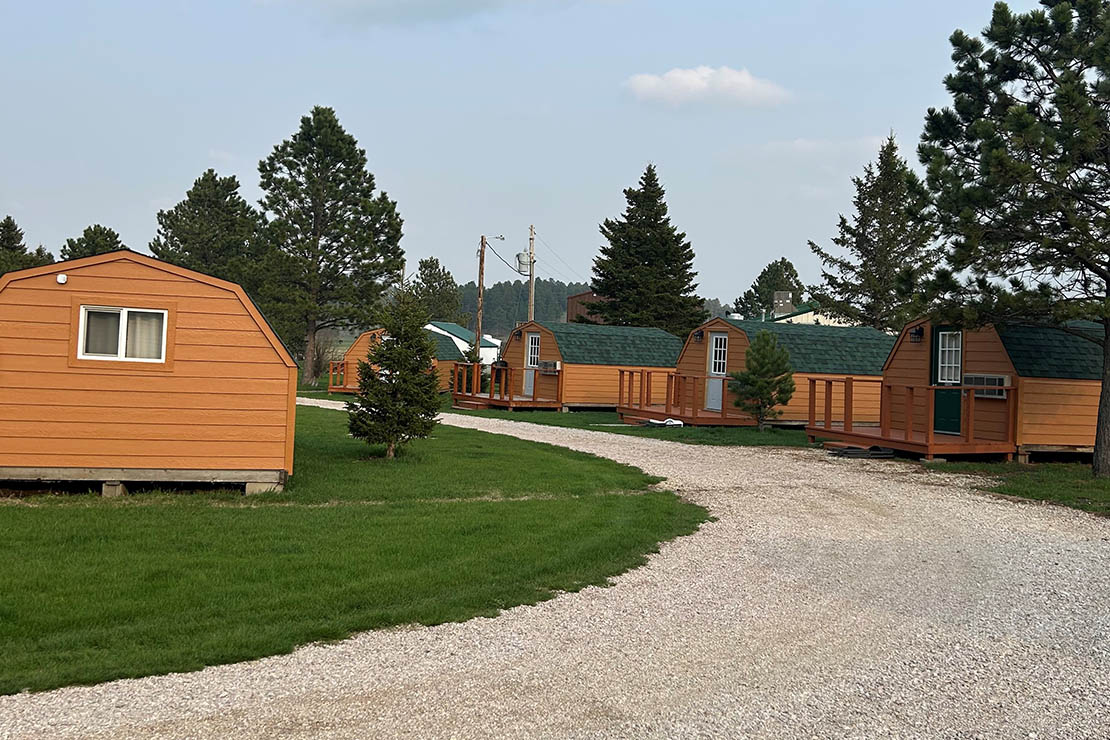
[
  {"left": 617, "top": 317, "right": 895, "bottom": 426},
  {"left": 807, "top": 318, "right": 1103, "bottom": 461},
  {"left": 453, "top": 321, "right": 681, "bottom": 410},
  {"left": 328, "top": 328, "right": 464, "bottom": 393},
  {"left": 0, "top": 251, "right": 297, "bottom": 493}
]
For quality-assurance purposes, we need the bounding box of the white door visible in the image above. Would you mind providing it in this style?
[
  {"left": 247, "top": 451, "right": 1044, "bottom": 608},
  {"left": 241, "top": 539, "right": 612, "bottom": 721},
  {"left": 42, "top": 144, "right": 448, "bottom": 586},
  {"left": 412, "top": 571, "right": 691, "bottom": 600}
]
[
  {"left": 524, "top": 332, "right": 540, "bottom": 397},
  {"left": 705, "top": 332, "right": 728, "bottom": 411}
]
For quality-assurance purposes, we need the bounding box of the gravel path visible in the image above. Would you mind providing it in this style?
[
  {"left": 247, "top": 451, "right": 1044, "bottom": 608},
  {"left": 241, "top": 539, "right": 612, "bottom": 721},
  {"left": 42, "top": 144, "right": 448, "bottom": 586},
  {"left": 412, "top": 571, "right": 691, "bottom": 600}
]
[{"left": 3, "top": 399, "right": 1109, "bottom": 738}]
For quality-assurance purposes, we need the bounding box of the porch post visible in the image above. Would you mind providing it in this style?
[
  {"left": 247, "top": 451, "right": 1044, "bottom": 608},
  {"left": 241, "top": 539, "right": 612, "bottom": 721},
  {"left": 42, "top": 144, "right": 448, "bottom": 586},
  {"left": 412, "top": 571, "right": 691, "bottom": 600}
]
[
  {"left": 618, "top": 370, "right": 625, "bottom": 408},
  {"left": 880, "top": 384, "right": 891, "bottom": 438},
  {"left": 965, "top": 389, "right": 976, "bottom": 443},
  {"left": 925, "top": 385, "right": 935, "bottom": 448},
  {"left": 639, "top": 369, "right": 647, "bottom": 409},
  {"left": 843, "top": 377, "right": 854, "bottom": 432},
  {"left": 808, "top": 378, "right": 817, "bottom": 429},
  {"left": 904, "top": 386, "right": 914, "bottom": 442},
  {"left": 824, "top": 380, "right": 833, "bottom": 429},
  {"left": 665, "top": 373, "right": 674, "bottom": 416}
]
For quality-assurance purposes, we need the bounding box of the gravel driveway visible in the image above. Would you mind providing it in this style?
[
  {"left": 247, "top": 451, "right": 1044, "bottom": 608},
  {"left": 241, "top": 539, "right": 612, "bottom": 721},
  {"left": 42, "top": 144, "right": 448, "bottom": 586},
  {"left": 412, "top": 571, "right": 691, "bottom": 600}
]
[{"left": 2, "top": 400, "right": 1109, "bottom": 738}]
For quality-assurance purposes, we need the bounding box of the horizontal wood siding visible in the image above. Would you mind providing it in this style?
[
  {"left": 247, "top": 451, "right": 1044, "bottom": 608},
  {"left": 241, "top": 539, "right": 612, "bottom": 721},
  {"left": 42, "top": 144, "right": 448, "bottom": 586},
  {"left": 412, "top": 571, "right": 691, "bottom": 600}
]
[
  {"left": 563, "top": 365, "right": 672, "bottom": 406},
  {"left": 0, "top": 260, "right": 295, "bottom": 474},
  {"left": 343, "top": 329, "right": 385, "bottom": 364},
  {"left": 961, "top": 329, "right": 1016, "bottom": 441},
  {"left": 1019, "top": 377, "right": 1100, "bottom": 446},
  {"left": 884, "top": 320, "right": 931, "bottom": 435}
]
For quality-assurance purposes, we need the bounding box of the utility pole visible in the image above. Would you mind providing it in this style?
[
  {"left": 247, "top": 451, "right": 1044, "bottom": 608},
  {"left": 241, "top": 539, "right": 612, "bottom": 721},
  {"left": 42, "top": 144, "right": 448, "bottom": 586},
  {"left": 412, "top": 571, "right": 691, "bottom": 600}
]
[
  {"left": 528, "top": 224, "right": 536, "bottom": 321},
  {"left": 475, "top": 235, "right": 487, "bottom": 361}
]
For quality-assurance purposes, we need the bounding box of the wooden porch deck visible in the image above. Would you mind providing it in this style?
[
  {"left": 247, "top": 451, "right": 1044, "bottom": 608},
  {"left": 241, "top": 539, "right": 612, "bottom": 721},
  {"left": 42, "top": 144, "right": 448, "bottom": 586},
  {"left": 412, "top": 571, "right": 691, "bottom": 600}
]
[
  {"left": 451, "top": 362, "right": 563, "bottom": 410},
  {"left": 805, "top": 377, "right": 1019, "bottom": 460},
  {"left": 327, "top": 361, "right": 358, "bottom": 394}
]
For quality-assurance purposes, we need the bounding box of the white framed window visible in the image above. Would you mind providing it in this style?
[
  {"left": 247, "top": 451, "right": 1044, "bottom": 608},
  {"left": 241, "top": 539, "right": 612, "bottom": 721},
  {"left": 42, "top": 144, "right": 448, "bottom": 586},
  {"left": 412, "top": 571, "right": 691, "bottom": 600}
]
[
  {"left": 936, "top": 331, "right": 962, "bottom": 384},
  {"left": 78, "top": 306, "right": 167, "bottom": 363},
  {"left": 965, "top": 373, "right": 1009, "bottom": 399},
  {"left": 526, "top": 333, "right": 540, "bottom": 368},
  {"left": 709, "top": 333, "right": 728, "bottom": 375}
]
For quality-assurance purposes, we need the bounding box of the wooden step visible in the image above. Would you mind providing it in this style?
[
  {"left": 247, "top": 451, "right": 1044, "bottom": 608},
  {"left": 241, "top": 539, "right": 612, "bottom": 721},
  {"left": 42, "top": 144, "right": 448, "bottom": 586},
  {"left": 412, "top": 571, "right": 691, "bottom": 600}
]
[{"left": 453, "top": 400, "right": 490, "bottom": 410}]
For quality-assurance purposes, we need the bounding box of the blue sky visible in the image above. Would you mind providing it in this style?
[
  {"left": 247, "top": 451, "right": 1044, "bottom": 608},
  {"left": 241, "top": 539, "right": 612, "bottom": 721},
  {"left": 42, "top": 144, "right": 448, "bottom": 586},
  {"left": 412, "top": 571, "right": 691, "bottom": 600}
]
[{"left": 0, "top": 0, "right": 1038, "bottom": 303}]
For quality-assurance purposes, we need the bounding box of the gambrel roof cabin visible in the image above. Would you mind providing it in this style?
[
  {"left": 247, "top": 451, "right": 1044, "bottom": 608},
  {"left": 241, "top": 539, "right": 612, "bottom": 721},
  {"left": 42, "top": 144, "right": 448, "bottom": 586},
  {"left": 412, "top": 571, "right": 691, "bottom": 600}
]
[
  {"left": 453, "top": 321, "right": 681, "bottom": 410},
  {"left": 426, "top": 320, "right": 500, "bottom": 364},
  {"left": 328, "top": 327, "right": 465, "bottom": 393},
  {"left": 808, "top": 318, "right": 1104, "bottom": 461},
  {"left": 617, "top": 317, "right": 895, "bottom": 426},
  {"left": 0, "top": 250, "right": 297, "bottom": 494}
]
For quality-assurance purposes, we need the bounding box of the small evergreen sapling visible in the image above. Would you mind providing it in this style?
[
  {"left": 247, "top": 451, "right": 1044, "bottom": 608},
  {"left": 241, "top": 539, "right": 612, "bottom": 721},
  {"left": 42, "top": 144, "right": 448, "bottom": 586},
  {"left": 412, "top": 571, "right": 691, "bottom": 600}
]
[
  {"left": 728, "top": 331, "right": 795, "bottom": 431},
  {"left": 346, "top": 288, "right": 439, "bottom": 459}
]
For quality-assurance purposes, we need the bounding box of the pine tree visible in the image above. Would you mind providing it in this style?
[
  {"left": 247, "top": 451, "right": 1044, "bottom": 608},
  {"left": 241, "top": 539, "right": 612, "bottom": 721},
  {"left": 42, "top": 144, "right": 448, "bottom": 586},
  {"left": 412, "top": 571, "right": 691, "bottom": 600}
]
[
  {"left": 60, "top": 224, "right": 126, "bottom": 261},
  {"left": 918, "top": 1, "right": 1110, "bottom": 475},
  {"left": 728, "top": 331, "right": 795, "bottom": 431},
  {"left": 0, "top": 216, "right": 53, "bottom": 274},
  {"left": 808, "top": 135, "right": 938, "bottom": 331},
  {"left": 346, "top": 287, "right": 439, "bottom": 459},
  {"left": 259, "top": 106, "right": 405, "bottom": 383},
  {"left": 413, "top": 257, "right": 463, "bottom": 323},
  {"left": 733, "top": 258, "right": 806, "bottom": 319},
  {"left": 591, "top": 165, "right": 708, "bottom": 335},
  {"left": 150, "top": 169, "right": 264, "bottom": 285}
]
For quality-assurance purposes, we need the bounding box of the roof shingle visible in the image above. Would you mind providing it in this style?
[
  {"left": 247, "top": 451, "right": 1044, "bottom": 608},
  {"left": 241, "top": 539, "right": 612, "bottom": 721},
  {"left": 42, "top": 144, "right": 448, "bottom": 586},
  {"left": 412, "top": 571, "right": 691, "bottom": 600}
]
[
  {"left": 538, "top": 323, "right": 682, "bottom": 367},
  {"left": 724, "top": 320, "right": 895, "bottom": 376}
]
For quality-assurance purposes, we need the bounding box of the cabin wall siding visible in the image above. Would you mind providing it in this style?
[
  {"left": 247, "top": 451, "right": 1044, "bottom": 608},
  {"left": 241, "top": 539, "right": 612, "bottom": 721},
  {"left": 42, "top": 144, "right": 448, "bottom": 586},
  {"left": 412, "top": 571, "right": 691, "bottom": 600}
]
[
  {"left": 564, "top": 365, "right": 671, "bottom": 406},
  {"left": 0, "top": 261, "right": 295, "bottom": 474},
  {"left": 1019, "top": 377, "right": 1100, "bottom": 446}
]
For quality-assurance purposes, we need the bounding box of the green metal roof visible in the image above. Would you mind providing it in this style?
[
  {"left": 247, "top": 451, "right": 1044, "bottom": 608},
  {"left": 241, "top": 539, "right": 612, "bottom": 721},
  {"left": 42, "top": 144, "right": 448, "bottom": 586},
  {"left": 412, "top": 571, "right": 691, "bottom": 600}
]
[
  {"left": 724, "top": 319, "right": 895, "bottom": 375},
  {"left": 425, "top": 329, "right": 466, "bottom": 362},
  {"left": 538, "top": 322, "right": 682, "bottom": 367},
  {"left": 996, "top": 321, "right": 1103, "bottom": 380},
  {"left": 428, "top": 321, "right": 497, "bottom": 349}
]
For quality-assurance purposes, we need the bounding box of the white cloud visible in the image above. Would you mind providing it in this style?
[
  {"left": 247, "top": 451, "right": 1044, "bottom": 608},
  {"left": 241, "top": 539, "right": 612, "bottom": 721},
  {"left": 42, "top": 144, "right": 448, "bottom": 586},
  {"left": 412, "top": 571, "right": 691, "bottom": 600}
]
[{"left": 626, "top": 65, "right": 790, "bottom": 107}]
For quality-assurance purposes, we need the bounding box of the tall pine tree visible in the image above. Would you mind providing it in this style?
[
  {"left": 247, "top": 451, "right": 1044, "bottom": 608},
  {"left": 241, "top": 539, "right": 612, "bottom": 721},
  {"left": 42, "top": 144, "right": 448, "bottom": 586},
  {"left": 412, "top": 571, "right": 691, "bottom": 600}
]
[
  {"left": 808, "top": 135, "right": 938, "bottom": 331},
  {"left": 591, "top": 165, "right": 707, "bottom": 335},
  {"left": 150, "top": 169, "right": 264, "bottom": 285},
  {"left": 60, "top": 224, "right": 126, "bottom": 261},
  {"left": 0, "top": 216, "right": 53, "bottom": 274},
  {"left": 918, "top": 1, "right": 1110, "bottom": 475},
  {"left": 413, "top": 257, "right": 463, "bottom": 323},
  {"left": 259, "top": 106, "right": 405, "bottom": 382},
  {"left": 733, "top": 258, "right": 806, "bottom": 319}
]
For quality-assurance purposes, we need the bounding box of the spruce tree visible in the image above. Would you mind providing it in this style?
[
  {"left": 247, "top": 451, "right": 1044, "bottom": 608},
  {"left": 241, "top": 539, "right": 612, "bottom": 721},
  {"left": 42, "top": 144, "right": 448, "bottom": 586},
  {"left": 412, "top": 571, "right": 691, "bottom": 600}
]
[
  {"left": 733, "top": 258, "right": 806, "bottom": 319},
  {"left": 413, "top": 257, "right": 463, "bottom": 323},
  {"left": 150, "top": 169, "right": 264, "bottom": 286},
  {"left": 60, "top": 224, "right": 126, "bottom": 261},
  {"left": 0, "top": 216, "right": 53, "bottom": 274},
  {"left": 346, "top": 287, "right": 439, "bottom": 459},
  {"left": 591, "top": 165, "right": 707, "bottom": 335},
  {"left": 259, "top": 106, "right": 405, "bottom": 383},
  {"left": 728, "top": 330, "right": 795, "bottom": 431},
  {"left": 808, "top": 135, "right": 938, "bottom": 331}
]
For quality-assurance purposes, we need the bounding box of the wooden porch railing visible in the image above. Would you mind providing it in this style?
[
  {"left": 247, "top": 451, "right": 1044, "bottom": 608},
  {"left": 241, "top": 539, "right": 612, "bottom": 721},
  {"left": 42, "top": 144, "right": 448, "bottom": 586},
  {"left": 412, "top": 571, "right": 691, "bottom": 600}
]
[
  {"left": 328, "top": 360, "right": 357, "bottom": 391},
  {"left": 807, "top": 376, "right": 1018, "bottom": 448},
  {"left": 617, "top": 369, "right": 736, "bottom": 421},
  {"left": 451, "top": 362, "right": 486, "bottom": 397}
]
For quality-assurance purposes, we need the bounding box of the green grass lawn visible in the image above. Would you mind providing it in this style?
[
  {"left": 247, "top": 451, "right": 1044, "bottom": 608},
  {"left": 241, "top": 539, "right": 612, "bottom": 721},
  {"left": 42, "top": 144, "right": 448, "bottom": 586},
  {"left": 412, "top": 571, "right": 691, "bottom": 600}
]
[
  {"left": 443, "top": 406, "right": 813, "bottom": 447},
  {"left": 924, "top": 460, "right": 1110, "bottom": 517},
  {"left": 0, "top": 406, "right": 707, "bottom": 694}
]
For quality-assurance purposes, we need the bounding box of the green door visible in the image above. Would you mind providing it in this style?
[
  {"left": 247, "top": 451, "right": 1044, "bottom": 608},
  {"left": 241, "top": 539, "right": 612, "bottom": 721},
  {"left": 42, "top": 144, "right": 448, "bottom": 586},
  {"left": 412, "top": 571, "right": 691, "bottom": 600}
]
[{"left": 932, "top": 328, "right": 962, "bottom": 435}]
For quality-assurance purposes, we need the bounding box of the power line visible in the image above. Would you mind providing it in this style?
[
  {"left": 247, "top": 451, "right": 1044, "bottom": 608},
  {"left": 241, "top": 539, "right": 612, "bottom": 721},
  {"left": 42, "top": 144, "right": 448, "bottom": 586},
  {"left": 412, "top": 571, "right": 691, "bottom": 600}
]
[
  {"left": 485, "top": 241, "right": 523, "bottom": 276},
  {"left": 533, "top": 229, "right": 591, "bottom": 283}
]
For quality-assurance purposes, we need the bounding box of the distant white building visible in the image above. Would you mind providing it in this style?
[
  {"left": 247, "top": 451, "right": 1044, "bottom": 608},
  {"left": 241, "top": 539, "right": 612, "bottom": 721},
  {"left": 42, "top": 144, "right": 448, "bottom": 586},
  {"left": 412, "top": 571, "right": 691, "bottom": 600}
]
[{"left": 425, "top": 321, "right": 501, "bottom": 364}]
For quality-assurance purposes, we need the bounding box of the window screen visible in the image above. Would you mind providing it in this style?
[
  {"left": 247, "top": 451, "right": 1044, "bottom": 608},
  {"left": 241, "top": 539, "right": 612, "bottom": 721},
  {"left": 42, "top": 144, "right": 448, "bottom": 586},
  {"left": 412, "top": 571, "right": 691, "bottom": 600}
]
[{"left": 125, "top": 311, "right": 164, "bottom": 359}]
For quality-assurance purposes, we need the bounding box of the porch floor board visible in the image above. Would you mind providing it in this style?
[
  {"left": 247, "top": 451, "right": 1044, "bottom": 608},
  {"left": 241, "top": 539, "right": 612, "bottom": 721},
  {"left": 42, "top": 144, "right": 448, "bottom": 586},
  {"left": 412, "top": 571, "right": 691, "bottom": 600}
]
[{"left": 806, "top": 423, "right": 1016, "bottom": 456}]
